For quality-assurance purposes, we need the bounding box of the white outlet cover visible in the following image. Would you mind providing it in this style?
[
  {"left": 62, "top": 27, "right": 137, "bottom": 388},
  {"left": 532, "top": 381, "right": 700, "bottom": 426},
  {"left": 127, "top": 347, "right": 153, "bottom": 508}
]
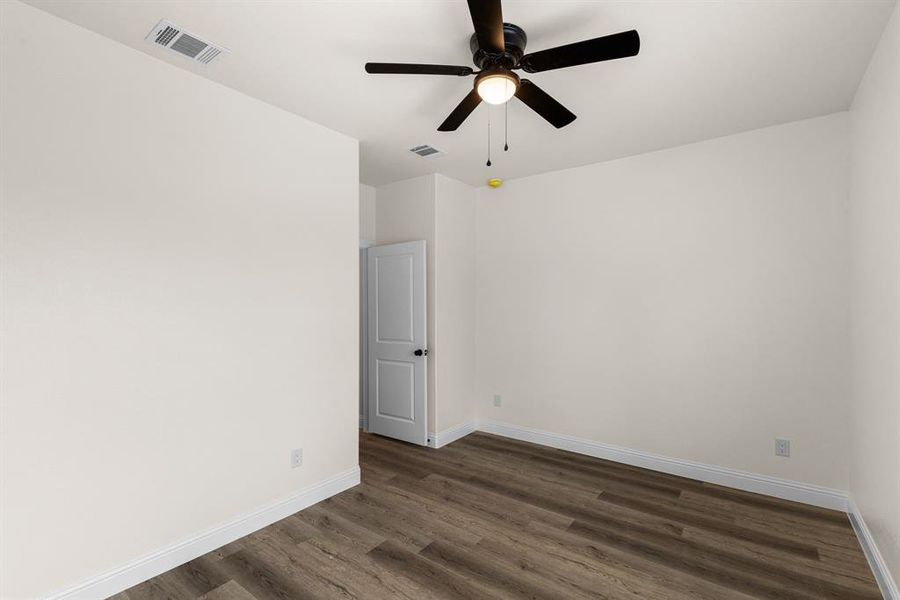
[
  {"left": 775, "top": 439, "right": 791, "bottom": 457},
  {"left": 493, "top": 394, "right": 502, "bottom": 407},
  {"left": 291, "top": 448, "right": 303, "bottom": 468}
]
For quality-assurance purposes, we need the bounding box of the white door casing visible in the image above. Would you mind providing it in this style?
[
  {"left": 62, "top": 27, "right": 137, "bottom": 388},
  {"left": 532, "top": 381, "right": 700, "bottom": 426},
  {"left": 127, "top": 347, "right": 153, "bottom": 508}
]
[{"left": 366, "top": 241, "right": 427, "bottom": 445}]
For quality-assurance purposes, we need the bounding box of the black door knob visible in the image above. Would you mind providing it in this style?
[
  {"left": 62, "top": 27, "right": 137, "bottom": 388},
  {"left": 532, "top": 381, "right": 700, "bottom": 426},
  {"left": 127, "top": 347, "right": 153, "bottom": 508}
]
[{"left": 414, "top": 349, "right": 428, "bottom": 356}]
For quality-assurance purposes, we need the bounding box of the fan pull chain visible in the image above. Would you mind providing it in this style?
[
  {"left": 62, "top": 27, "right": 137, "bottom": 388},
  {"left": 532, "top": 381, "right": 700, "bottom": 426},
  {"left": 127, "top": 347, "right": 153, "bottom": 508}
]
[
  {"left": 504, "top": 100, "right": 509, "bottom": 152},
  {"left": 486, "top": 108, "right": 492, "bottom": 167}
]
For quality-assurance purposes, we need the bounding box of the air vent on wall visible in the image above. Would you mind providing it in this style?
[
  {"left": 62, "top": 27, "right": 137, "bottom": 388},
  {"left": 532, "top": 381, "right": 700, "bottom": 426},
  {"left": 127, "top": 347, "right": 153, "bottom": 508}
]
[
  {"left": 145, "top": 20, "right": 227, "bottom": 65},
  {"left": 409, "top": 144, "right": 445, "bottom": 159}
]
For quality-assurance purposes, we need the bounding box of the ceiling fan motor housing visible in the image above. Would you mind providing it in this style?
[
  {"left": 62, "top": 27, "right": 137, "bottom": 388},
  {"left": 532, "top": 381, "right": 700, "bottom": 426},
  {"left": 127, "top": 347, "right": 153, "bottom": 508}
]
[{"left": 470, "top": 22, "right": 528, "bottom": 69}]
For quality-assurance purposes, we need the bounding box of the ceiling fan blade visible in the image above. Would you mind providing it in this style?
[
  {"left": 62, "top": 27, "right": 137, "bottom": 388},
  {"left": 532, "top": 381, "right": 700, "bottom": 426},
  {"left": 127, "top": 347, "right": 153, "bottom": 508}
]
[
  {"left": 365, "top": 63, "right": 474, "bottom": 76},
  {"left": 519, "top": 30, "right": 639, "bottom": 73},
  {"left": 467, "top": 0, "right": 505, "bottom": 54},
  {"left": 438, "top": 89, "right": 482, "bottom": 131},
  {"left": 514, "top": 79, "right": 576, "bottom": 128}
]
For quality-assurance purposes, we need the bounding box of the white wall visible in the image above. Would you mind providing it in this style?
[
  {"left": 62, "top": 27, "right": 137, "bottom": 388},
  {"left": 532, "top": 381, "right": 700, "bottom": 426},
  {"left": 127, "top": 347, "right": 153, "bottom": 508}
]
[
  {"left": 849, "top": 2, "right": 900, "bottom": 588},
  {"left": 359, "top": 184, "right": 376, "bottom": 243},
  {"left": 0, "top": 3, "right": 359, "bottom": 598},
  {"left": 475, "top": 113, "right": 851, "bottom": 491},
  {"left": 433, "top": 175, "right": 477, "bottom": 432}
]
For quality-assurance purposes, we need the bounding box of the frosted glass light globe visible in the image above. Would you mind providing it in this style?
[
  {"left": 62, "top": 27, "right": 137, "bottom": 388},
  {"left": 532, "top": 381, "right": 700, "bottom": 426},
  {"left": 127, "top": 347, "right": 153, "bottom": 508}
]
[{"left": 476, "top": 73, "right": 518, "bottom": 105}]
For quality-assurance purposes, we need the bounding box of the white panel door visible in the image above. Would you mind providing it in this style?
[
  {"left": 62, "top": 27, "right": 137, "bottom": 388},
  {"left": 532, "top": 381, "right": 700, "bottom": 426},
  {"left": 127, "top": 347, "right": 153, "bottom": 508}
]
[{"left": 367, "top": 241, "right": 427, "bottom": 445}]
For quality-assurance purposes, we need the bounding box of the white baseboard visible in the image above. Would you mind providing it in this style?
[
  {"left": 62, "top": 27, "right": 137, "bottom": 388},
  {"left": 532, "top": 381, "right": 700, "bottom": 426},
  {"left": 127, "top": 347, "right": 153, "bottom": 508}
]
[
  {"left": 475, "top": 419, "right": 848, "bottom": 511},
  {"left": 44, "top": 467, "right": 361, "bottom": 600},
  {"left": 359, "top": 416, "right": 367, "bottom": 431},
  {"left": 849, "top": 497, "right": 899, "bottom": 600},
  {"left": 427, "top": 419, "right": 478, "bottom": 449}
]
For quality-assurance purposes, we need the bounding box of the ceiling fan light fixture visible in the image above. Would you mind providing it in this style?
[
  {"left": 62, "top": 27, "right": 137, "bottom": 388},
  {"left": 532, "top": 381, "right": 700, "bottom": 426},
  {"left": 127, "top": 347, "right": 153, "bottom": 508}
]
[
  {"left": 364, "top": 1, "right": 640, "bottom": 131},
  {"left": 475, "top": 70, "right": 519, "bottom": 105}
]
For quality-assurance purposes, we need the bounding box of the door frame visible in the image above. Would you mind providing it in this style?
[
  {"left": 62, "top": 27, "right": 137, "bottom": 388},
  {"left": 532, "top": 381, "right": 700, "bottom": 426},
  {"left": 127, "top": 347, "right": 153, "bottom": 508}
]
[{"left": 359, "top": 239, "right": 375, "bottom": 431}]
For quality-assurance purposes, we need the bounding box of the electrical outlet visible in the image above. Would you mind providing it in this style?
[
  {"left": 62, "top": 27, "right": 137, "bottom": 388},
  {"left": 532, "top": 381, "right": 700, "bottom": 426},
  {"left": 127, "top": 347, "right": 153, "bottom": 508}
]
[
  {"left": 775, "top": 439, "right": 790, "bottom": 458},
  {"left": 493, "top": 394, "right": 502, "bottom": 407},
  {"left": 291, "top": 448, "right": 303, "bottom": 468}
]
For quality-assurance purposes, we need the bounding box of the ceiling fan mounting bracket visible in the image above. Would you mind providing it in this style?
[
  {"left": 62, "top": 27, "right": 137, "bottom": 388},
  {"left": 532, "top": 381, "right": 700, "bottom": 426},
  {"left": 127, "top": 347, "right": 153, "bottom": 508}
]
[{"left": 470, "top": 22, "right": 527, "bottom": 69}]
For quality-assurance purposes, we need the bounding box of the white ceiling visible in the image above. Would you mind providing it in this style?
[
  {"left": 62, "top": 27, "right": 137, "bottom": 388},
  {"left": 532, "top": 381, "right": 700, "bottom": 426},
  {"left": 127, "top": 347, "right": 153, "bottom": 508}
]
[{"left": 26, "top": 0, "right": 896, "bottom": 187}]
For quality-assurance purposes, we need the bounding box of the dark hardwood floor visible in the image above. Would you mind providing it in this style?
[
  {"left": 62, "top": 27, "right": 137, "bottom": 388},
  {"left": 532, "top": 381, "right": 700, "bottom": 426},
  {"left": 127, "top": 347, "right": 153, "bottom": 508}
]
[{"left": 113, "top": 431, "right": 882, "bottom": 600}]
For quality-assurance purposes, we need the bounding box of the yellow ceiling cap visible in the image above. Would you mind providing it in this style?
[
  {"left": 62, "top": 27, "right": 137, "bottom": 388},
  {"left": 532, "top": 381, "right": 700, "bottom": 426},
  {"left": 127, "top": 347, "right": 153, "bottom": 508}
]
[{"left": 487, "top": 178, "right": 503, "bottom": 188}]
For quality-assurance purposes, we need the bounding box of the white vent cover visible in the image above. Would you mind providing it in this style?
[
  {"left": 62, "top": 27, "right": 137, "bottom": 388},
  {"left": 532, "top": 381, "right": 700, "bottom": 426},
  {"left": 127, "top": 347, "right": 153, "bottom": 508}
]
[
  {"left": 145, "top": 20, "right": 227, "bottom": 65},
  {"left": 409, "top": 144, "right": 445, "bottom": 159}
]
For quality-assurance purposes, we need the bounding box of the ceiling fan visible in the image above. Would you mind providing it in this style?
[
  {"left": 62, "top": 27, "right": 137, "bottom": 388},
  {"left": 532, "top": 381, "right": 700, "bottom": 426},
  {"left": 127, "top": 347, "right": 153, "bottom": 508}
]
[{"left": 364, "top": 0, "right": 640, "bottom": 132}]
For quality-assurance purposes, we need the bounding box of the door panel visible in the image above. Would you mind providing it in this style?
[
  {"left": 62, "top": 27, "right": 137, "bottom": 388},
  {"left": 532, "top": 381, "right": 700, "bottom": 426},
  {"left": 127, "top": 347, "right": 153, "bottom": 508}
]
[
  {"left": 367, "top": 241, "right": 427, "bottom": 445},
  {"left": 375, "top": 254, "right": 414, "bottom": 343},
  {"left": 375, "top": 359, "right": 415, "bottom": 421}
]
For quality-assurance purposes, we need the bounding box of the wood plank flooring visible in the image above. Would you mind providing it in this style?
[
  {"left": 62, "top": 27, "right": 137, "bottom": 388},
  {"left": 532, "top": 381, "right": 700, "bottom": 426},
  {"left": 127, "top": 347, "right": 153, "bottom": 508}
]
[{"left": 113, "top": 432, "right": 882, "bottom": 600}]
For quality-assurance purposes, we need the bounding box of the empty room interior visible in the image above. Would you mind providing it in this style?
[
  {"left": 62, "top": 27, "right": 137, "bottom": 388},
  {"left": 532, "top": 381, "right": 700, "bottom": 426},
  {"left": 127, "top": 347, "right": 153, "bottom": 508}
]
[{"left": 2, "top": 0, "right": 900, "bottom": 599}]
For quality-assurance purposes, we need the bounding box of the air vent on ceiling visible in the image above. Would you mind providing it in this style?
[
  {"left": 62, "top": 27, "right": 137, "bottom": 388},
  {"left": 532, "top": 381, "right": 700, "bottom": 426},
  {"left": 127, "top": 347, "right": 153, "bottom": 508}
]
[
  {"left": 409, "top": 144, "right": 445, "bottom": 159},
  {"left": 145, "top": 20, "right": 227, "bottom": 65}
]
